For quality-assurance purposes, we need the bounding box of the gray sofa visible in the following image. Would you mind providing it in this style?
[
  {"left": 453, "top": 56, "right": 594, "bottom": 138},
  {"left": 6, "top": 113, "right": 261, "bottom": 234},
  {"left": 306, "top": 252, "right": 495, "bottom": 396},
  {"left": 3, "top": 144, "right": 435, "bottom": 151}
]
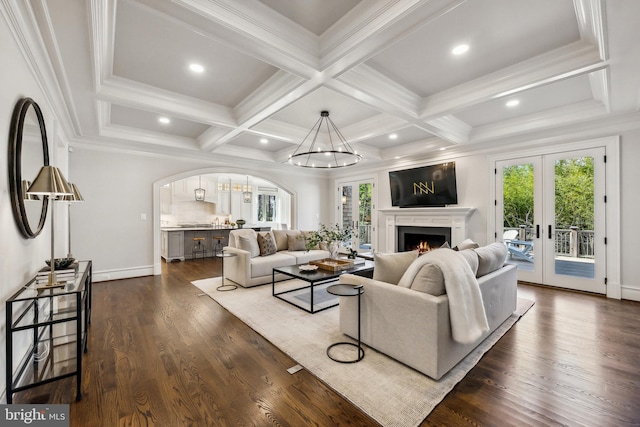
[
  {"left": 338, "top": 242, "right": 517, "bottom": 380},
  {"left": 223, "top": 229, "right": 330, "bottom": 287}
]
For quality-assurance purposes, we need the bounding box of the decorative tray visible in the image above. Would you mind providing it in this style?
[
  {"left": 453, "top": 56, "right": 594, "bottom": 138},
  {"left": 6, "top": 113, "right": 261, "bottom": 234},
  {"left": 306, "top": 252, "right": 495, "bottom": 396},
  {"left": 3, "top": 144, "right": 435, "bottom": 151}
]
[{"left": 309, "top": 258, "right": 355, "bottom": 272}]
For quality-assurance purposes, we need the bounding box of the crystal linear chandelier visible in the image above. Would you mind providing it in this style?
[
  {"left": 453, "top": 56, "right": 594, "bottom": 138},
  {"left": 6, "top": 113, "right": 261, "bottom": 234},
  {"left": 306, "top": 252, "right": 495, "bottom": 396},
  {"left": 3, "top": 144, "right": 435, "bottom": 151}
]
[{"left": 288, "top": 111, "right": 362, "bottom": 168}]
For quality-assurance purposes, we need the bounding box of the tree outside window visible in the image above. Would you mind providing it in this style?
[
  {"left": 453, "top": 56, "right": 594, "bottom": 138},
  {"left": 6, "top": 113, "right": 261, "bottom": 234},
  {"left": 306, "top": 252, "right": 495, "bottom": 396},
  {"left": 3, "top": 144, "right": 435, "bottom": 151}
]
[{"left": 258, "top": 193, "right": 277, "bottom": 222}]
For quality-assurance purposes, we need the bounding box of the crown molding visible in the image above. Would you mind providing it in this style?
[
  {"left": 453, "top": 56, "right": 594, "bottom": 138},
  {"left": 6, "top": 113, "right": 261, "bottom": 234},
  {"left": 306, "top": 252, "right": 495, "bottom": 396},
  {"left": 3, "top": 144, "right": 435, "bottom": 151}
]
[
  {"left": 574, "top": 0, "right": 607, "bottom": 60},
  {"left": 0, "top": 0, "right": 77, "bottom": 141},
  {"left": 340, "top": 114, "right": 409, "bottom": 143}
]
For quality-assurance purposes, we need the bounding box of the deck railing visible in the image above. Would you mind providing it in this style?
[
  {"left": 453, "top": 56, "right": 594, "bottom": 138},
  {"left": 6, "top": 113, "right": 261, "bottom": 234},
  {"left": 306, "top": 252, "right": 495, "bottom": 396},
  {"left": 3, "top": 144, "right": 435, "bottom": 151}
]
[{"left": 505, "top": 227, "right": 594, "bottom": 259}]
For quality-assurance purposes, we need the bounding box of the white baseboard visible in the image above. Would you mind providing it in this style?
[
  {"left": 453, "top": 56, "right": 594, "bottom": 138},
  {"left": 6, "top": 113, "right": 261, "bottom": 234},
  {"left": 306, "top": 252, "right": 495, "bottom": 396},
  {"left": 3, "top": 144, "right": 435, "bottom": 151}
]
[
  {"left": 621, "top": 285, "right": 640, "bottom": 302},
  {"left": 92, "top": 265, "right": 154, "bottom": 282}
]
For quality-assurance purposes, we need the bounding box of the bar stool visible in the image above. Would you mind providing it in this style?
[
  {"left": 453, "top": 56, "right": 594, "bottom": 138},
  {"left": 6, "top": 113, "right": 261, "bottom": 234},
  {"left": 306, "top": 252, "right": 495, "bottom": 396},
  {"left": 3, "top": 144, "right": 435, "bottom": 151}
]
[
  {"left": 212, "top": 235, "right": 225, "bottom": 256},
  {"left": 192, "top": 236, "right": 206, "bottom": 259}
]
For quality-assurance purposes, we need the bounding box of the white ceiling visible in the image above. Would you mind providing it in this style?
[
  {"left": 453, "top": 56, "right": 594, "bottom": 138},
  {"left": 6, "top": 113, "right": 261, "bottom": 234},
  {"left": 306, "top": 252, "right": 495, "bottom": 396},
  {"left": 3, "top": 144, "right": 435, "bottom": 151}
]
[{"left": 10, "top": 0, "right": 640, "bottom": 168}]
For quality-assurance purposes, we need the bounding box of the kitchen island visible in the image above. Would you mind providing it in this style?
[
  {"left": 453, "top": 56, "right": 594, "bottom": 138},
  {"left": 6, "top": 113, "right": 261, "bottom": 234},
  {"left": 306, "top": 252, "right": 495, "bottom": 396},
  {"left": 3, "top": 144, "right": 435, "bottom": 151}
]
[{"left": 161, "top": 226, "right": 270, "bottom": 261}]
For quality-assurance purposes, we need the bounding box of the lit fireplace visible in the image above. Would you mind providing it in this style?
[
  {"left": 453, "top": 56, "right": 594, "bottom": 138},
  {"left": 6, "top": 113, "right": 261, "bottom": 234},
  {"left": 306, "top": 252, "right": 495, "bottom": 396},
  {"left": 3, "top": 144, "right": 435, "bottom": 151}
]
[{"left": 397, "top": 226, "right": 451, "bottom": 253}]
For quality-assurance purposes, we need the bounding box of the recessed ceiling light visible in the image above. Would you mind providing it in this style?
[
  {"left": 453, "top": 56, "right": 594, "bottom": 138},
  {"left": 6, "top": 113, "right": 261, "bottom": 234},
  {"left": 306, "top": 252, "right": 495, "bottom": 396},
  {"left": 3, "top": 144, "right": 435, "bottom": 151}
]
[
  {"left": 260, "top": 138, "right": 268, "bottom": 144},
  {"left": 452, "top": 44, "right": 469, "bottom": 55},
  {"left": 158, "top": 117, "right": 170, "bottom": 124},
  {"left": 389, "top": 133, "right": 398, "bottom": 140},
  {"left": 440, "top": 147, "right": 446, "bottom": 151},
  {"left": 189, "top": 63, "right": 204, "bottom": 73},
  {"left": 394, "top": 156, "right": 401, "bottom": 159},
  {"left": 506, "top": 99, "right": 520, "bottom": 107}
]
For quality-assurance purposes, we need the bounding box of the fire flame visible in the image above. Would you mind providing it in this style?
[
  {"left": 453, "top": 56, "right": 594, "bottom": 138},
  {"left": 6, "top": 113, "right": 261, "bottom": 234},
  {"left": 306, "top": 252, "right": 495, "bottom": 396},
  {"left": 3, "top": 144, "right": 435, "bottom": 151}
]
[{"left": 415, "top": 241, "right": 433, "bottom": 254}]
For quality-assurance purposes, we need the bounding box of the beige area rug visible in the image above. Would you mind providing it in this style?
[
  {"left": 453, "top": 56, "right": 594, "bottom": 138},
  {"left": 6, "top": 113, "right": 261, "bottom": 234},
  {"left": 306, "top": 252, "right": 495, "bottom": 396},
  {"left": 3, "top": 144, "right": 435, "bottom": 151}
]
[{"left": 192, "top": 277, "right": 534, "bottom": 427}]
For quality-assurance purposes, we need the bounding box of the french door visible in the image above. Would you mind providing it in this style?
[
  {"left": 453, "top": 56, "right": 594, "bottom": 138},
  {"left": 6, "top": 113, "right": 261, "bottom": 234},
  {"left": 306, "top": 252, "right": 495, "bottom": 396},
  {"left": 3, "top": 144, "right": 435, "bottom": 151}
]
[
  {"left": 337, "top": 179, "right": 374, "bottom": 252},
  {"left": 496, "top": 148, "right": 606, "bottom": 293}
]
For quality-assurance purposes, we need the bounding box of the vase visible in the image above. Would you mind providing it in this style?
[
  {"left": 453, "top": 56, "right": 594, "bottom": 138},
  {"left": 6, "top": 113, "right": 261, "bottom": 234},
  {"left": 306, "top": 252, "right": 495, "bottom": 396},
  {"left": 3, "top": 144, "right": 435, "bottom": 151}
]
[{"left": 328, "top": 241, "right": 340, "bottom": 259}]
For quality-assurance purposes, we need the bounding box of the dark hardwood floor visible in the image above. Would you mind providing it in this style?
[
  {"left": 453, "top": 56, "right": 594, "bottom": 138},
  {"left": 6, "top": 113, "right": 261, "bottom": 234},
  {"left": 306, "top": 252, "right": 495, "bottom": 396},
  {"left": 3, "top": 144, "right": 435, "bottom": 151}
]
[{"left": 14, "top": 258, "right": 640, "bottom": 426}]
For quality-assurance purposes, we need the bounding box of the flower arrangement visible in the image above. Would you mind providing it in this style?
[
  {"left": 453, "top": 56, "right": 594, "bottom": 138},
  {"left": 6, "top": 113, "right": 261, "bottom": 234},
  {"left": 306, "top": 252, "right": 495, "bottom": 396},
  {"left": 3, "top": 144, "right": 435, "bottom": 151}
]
[{"left": 305, "top": 223, "right": 357, "bottom": 257}]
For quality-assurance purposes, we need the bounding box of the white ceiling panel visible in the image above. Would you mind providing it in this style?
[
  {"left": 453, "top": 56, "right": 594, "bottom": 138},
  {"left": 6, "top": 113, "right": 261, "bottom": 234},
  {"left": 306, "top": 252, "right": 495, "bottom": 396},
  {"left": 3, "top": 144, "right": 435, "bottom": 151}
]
[
  {"left": 113, "top": 0, "right": 278, "bottom": 107},
  {"left": 360, "top": 126, "right": 435, "bottom": 149},
  {"left": 13, "top": 0, "right": 640, "bottom": 166},
  {"left": 110, "top": 104, "right": 210, "bottom": 138},
  {"left": 226, "top": 133, "right": 293, "bottom": 153},
  {"left": 366, "top": 0, "right": 581, "bottom": 96},
  {"left": 456, "top": 74, "right": 596, "bottom": 127}
]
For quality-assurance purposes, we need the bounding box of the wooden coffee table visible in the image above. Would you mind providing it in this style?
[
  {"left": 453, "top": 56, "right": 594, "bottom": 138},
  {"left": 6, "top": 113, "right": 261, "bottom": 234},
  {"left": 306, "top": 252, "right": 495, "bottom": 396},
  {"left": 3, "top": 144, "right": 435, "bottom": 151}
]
[{"left": 272, "top": 260, "right": 374, "bottom": 313}]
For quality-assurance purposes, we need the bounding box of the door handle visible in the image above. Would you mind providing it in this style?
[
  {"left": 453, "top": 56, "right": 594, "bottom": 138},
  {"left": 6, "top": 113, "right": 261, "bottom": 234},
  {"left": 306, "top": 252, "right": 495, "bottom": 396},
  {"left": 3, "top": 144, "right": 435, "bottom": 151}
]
[
  {"left": 536, "top": 224, "right": 540, "bottom": 239},
  {"left": 548, "top": 225, "right": 552, "bottom": 239}
]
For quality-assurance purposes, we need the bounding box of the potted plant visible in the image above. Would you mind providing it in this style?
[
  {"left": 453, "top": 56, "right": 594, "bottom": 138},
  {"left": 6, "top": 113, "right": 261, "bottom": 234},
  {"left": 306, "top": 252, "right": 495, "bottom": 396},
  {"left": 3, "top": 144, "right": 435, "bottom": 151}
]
[{"left": 305, "top": 223, "right": 357, "bottom": 259}]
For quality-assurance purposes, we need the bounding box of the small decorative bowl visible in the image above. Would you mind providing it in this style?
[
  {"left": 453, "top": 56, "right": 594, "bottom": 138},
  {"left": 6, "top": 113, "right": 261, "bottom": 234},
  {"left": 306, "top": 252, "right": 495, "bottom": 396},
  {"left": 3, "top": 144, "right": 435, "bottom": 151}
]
[
  {"left": 45, "top": 258, "right": 76, "bottom": 269},
  {"left": 299, "top": 264, "right": 318, "bottom": 272}
]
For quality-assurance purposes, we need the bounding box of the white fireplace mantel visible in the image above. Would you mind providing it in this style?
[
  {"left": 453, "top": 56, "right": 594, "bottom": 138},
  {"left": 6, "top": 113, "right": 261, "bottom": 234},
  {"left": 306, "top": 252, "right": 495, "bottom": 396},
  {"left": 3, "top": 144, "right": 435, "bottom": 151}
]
[{"left": 378, "top": 207, "right": 476, "bottom": 252}]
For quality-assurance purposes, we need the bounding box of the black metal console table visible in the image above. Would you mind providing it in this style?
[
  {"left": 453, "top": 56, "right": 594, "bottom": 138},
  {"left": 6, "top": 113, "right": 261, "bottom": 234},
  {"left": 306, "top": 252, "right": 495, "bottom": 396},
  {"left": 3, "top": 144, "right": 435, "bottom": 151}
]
[{"left": 5, "top": 260, "right": 92, "bottom": 403}]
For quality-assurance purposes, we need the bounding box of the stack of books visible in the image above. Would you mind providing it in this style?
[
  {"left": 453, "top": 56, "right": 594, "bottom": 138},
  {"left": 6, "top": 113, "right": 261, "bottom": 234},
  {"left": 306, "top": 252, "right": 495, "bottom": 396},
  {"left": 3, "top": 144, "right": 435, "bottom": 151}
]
[{"left": 36, "top": 261, "right": 79, "bottom": 285}]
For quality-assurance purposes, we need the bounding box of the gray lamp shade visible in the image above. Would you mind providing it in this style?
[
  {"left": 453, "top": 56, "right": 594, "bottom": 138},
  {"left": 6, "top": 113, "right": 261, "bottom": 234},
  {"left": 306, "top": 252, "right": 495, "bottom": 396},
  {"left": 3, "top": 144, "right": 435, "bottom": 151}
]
[{"left": 26, "top": 166, "right": 73, "bottom": 196}]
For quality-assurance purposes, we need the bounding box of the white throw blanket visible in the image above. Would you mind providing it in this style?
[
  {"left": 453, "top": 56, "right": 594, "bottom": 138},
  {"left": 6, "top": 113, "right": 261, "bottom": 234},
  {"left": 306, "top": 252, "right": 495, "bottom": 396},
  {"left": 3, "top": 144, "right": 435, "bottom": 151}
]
[{"left": 423, "top": 249, "right": 489, "bottom": 344}]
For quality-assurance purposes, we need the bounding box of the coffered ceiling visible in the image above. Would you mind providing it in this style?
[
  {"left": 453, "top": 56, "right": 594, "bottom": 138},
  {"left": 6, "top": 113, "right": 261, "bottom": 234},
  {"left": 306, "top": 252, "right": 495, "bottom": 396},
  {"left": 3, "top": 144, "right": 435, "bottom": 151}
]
[{"left": 8, "top": 0, "right": 640, "bottom": 168}]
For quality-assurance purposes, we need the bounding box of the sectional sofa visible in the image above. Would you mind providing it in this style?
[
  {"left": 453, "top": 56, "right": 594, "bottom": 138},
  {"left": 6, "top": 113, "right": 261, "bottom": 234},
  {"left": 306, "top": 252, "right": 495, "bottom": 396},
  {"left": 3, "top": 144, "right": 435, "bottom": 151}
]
[
  {"left": 338, "top": 242, "right": 517, "bottom": 380},
  {"left": 223, "top": 229, "right": 330, "bottom": 287}
]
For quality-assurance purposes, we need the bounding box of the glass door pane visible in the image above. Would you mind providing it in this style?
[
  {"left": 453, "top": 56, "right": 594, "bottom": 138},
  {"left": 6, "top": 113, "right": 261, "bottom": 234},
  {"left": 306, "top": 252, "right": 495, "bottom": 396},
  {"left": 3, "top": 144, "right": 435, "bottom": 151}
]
[
  {"left": 339, "top": 181, "right": 373, "bottom": 252},
  {"left": 544, "top": 149, "right": 605, "bottom": 293},
  {"left": 553, "top": 156, "right": 595, "bottom": 278},
  {"left": 497, "top": 157, "right": 543, "bottom": 284}
]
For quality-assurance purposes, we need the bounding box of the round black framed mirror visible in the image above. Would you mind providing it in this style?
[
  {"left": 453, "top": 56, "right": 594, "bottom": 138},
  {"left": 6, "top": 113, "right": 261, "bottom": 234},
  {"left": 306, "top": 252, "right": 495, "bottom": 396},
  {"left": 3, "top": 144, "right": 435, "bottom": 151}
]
[{"left": 8, "top": 97, "right": 50, "bottom": 239}]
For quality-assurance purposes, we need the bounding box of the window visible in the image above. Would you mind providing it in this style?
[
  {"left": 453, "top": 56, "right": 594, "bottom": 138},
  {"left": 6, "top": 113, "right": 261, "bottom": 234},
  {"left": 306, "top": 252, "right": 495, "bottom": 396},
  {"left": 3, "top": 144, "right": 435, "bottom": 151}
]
[{"left": 258, "top": 193, "right": 277, "bottom": 222}]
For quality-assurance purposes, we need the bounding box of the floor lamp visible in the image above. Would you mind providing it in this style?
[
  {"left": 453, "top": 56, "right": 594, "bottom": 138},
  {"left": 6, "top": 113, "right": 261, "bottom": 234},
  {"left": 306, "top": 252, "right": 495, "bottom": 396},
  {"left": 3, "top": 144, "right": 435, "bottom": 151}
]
[
  {"left": 60, "top": 182, "right": 84, "bottom": 258},
  {"left": 27, "top": 166, "right": 73, "bottom": 287}
]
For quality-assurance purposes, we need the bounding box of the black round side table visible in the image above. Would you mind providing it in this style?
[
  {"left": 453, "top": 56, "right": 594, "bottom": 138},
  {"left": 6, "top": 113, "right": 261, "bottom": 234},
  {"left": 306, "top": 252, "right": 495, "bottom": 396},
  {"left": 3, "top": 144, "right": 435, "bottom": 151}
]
[{"left": 326, "top": 284, "right": 364, "bottom": 363}]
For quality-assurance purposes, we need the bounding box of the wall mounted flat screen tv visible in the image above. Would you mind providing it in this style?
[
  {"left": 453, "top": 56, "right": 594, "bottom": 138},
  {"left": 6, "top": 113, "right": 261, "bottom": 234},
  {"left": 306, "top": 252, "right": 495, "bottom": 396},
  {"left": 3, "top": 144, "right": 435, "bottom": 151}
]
[{"left": 389, "top": 163, "right": 458, "bottom": 207}]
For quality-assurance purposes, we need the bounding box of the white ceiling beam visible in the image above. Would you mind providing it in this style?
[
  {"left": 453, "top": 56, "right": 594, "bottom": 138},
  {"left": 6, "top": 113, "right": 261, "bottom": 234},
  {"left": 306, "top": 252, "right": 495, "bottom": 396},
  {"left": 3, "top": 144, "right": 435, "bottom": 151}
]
[
  {"left": 420, "top": 41, "right": 606, "bottom": 119},
  {"left": 174, "top": 0, "right": 320, "bottom": 78},
  {"left": 100, "top": 124, "right": 200, "bottom": 151},
  {"left": 320, "top": 0, "right": 466, "bottom": 77},
  {"left": 99, "top": 77, "right": 237, "bottom": 128},
  {"left": 470, "top": 100, "right": 607, "bottom": 143}
]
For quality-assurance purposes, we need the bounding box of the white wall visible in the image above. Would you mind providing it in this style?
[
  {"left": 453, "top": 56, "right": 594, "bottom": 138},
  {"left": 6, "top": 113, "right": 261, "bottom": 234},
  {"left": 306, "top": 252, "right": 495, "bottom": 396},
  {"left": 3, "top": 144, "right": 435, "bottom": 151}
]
[
  {"left": 68, "top": 147, "right": 332, "bottom": 279},
  {"left": 0, "top": 12, "right": 70, "bottom": 402},
  {"left": 619, "top": 129, "right": 640, "bottom": 300}
]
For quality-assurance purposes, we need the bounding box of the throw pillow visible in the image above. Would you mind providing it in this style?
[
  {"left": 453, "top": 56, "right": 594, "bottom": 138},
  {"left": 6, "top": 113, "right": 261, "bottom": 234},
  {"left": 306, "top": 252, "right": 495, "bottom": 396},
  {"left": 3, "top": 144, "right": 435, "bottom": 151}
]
[
  {"left": 457, "top": 238, "right": 480, "bottom": 250},
  {"left": 407, "top": 263, "right": 446, "bottom": 296},
  {"left": 272, "top": 229, "right": 288, "bottom": 251},
  {"left": 257, "top": 232, "right": 277, "bottom": 256},
  {"left": 287, "top": 232, "right": 307, "bottom": 251},
  {"left": 238, "top": 234, "right": 260, "bottom": 258},
  {"left": 373, "top": 250, "right": 419, "bottom": 285},
  {"left": 458, "top": 249, "right": 479, "bottom": 277},
  {"left": 397, "top": 250, "right": 447, "bottom": 294},
  {"left": 474, "top": 242, "right": 508, "bottom": 277}
]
